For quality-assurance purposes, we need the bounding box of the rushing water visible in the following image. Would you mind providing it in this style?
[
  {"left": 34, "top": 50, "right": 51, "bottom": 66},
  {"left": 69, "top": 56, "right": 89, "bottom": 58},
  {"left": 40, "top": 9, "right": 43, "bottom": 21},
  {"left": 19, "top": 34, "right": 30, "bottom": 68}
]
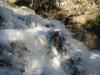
[{"left": 0, "top": 1, "right": 100, "bottom": 75}]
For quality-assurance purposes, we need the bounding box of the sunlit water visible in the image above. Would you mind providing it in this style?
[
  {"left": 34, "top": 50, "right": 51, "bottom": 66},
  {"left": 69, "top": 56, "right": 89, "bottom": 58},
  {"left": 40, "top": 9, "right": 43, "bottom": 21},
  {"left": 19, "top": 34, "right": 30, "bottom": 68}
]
[{"left": 0, "top": 1, "right": 100, "bottom": 75}]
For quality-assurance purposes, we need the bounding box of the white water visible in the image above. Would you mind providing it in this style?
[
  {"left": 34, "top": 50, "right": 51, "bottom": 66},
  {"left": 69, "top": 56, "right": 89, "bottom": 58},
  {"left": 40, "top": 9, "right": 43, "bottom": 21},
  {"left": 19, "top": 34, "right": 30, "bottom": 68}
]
[{"left": 0, "top": 1, "right": 100, "bottom": 75}]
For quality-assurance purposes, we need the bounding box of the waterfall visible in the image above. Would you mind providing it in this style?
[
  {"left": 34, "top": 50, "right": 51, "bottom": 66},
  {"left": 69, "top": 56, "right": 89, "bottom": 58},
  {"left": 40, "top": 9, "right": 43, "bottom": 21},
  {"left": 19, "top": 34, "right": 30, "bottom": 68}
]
[{"left": 0, "top": 1, "right": 100, "bottom": 75}]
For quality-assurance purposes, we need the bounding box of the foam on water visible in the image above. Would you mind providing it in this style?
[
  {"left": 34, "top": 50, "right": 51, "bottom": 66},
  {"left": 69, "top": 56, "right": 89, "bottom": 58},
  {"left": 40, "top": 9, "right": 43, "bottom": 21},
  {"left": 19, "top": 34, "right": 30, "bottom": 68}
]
[{"left": 0, "top": 1, "right": 100, "bottom": 75}]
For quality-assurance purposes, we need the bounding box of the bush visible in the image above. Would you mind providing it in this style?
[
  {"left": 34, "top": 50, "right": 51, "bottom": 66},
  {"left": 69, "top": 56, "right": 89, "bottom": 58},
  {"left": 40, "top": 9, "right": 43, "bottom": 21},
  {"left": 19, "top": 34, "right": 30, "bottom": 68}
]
[
  {"left": 9, "top": 0, "right": 57, "bottom": 13},
  {"left": 82, "top": 13, "right": 100, "bottom": 37},
  {"left": 31, "top": 0, "right": 57, "bottom": 12}
]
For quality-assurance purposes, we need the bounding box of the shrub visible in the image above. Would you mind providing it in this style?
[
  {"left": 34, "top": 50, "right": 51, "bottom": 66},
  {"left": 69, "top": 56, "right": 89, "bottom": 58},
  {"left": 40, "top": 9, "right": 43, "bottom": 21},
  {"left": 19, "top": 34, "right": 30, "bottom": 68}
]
[
  {"left": 31, "top": 0, "right": 57, "bottom": 12},
  {"left": 82, "top": 13, "right": 100, "bottom": 37}
]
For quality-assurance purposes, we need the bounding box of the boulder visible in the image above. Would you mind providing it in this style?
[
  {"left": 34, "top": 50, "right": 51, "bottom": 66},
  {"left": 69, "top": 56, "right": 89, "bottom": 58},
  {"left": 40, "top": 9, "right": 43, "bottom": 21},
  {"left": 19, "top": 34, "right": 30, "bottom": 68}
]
[{"left": 6, "top": 0, "right": 17, "bottom": 4}]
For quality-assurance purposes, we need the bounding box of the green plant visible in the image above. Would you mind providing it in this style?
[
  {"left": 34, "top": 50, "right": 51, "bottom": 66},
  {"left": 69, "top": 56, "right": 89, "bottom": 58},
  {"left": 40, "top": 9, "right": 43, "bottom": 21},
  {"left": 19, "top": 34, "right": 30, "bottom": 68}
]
[
  {"left": 82, "top": 13, "right": 100, "bottom": 37},
  {"left": 31, "top": 0, "right": 57, "bottom": 12}
]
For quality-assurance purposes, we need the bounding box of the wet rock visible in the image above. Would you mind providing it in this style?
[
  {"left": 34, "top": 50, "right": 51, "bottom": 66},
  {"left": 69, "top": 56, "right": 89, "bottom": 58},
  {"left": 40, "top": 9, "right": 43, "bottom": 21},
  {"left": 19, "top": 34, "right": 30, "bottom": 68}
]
[
  {"left": 61, "top": 54, "right": 84, "bottom": 75},
  {"left": 6, "top": 0, "right": 33, "bottom": 7},
  {"left": 44, "top": 24, "right": 55, "bottom": 28},
  {"left": 0, "top": 55, "right": 12, "bottom": 67},
  {"left": 0, "top": 15, "right": 3, "bottom": 23},
  {"left": 0, "top": 14, "right": 5, "bottom": 29},
  {"left": 0, "top": 6, "right": 14, "bottom": 29},
  {"left": 48, "top": 31, "right": 65, "bottom": 53}
]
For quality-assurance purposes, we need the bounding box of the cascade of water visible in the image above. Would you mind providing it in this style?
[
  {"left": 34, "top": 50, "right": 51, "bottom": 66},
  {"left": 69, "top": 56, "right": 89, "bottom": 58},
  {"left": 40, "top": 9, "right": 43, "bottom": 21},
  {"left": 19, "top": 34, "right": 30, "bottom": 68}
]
[{"left": 0, "top": 1, "right": 100, "bottom": 75}]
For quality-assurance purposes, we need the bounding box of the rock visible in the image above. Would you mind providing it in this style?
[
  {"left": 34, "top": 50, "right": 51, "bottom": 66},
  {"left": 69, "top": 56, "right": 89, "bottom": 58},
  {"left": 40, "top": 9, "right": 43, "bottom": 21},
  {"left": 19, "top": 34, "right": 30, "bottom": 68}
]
[
  {"left": 84, "top": 32, "right": 97, "bottom": 49},
  {"left": 0, "top": 55, "right": 12, "bottom": 67},
  {"left": 6, "top": 0, "right": 17, "bottom": 4},
  {"left": 7, "top": 0, "right": 32, "bottom": 6}
]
